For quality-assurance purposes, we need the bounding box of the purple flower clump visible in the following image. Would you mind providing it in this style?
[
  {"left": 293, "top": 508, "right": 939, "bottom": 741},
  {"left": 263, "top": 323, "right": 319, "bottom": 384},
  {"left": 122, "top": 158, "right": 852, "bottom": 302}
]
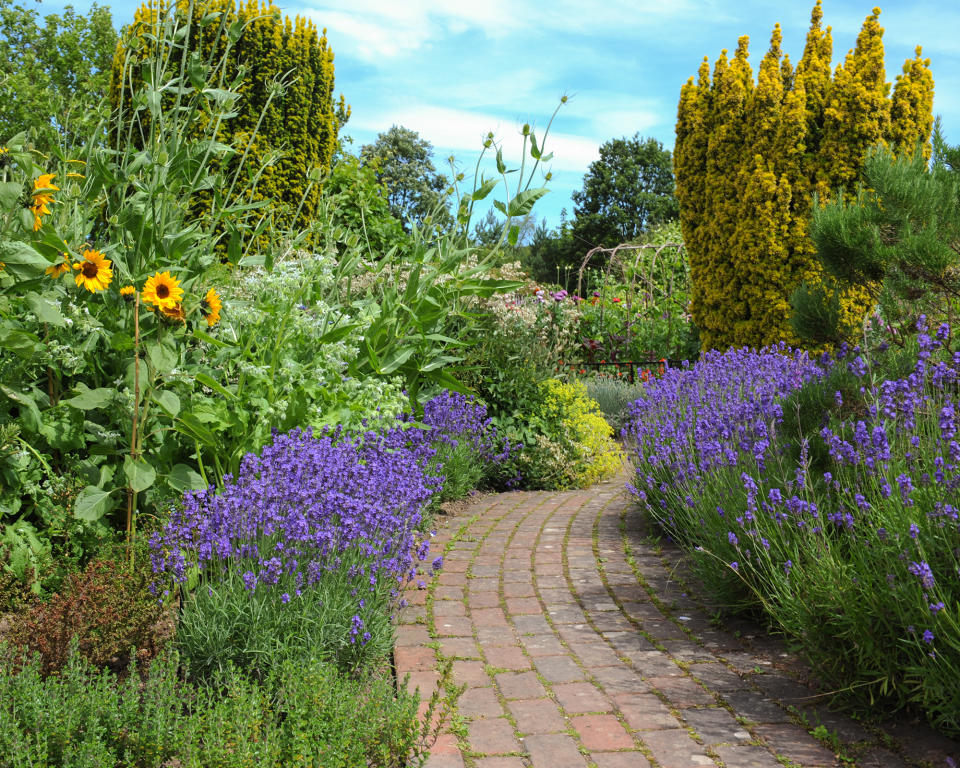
[{"left": 150, "top": 391, "right": 508, "bottom": 630}]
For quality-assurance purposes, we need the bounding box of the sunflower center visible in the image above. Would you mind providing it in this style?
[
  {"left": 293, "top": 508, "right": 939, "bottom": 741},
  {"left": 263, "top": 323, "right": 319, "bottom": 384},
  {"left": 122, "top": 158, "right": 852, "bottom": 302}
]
[
  {"left": 82, "top": 261, "right": 99, "bottom": 278},
  {"left": 157, "top": 284, "right": 170, "bottom": 299}
]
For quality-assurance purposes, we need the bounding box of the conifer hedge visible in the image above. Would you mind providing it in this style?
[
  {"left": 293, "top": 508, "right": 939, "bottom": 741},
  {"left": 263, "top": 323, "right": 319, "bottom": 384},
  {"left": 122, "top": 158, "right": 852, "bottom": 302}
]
[
  {"left": 675, "top": 2, "right": 934, "bottom": 350},
  {"left": 111, "top": 0, "right": 348, "bottom": 249}
]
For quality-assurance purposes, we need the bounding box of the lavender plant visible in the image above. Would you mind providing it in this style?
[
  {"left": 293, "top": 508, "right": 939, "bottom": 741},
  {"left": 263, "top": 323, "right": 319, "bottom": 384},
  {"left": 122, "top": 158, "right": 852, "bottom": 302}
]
[
  {"left": 624, "top": 323, "right": 960, "bottom": 732},
  {"left": 152, "top": 391, "right": 506, "bottom": 678}
]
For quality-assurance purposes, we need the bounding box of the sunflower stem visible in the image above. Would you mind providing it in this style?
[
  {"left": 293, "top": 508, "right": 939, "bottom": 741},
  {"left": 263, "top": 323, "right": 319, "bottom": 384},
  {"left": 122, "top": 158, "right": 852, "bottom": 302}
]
[{"left": 126, "top": 291, "right": 141, "bottom": 566}]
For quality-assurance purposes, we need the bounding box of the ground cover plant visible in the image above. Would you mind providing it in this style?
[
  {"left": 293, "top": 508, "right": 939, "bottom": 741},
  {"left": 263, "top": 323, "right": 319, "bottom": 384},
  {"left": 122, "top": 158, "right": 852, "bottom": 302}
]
[
  {"left": 1, "top": 389, "right": 506, "bottom": 765},
  {"left": 623, "top": 319, "right": 960, "bottom": 732},
  {"left": 0, "top": 649, "right": 424, "bottom": 768}
]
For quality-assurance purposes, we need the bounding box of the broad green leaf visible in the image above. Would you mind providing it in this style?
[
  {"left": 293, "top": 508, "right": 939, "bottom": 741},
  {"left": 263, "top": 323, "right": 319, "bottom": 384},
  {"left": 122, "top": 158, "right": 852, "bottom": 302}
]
[
  {"left": 530, "top": 134, "right": 541, "bottom": 159},
  {"left": 202, "top": 88, "right": 237, "bottom": 105},
  {"left": 73, "top": 486, "right": 113, "bottom": 522},
  {"left": 317, "top": 322, "right": 359, "bottom": 344},
  {"left": 506, "top": 187, "right": 549, "bottom": 218},
  {"left": 0, "top": 181, "right": 23, "bottom": 208},
  {"left": 169, "top": 464, "right": 207, "bottom": 492},
  {"left": 0, "top": 326, "right": 40, "bottom": 358},
  {"left": 123, "top": 455, "right": 156, "bottom": 493},
  {"left": 175, "top": 412, "right": 217, "bottom": 446},
  {"left": 0, "top": 241, "right": 52, "bottom": 280},
  {"left": 420, "top": 354, "right": 462, "bottom": 372},
  {"left": 147, "top": 340, "right": 178, "bottom": 374},
  {"left": 193, "top": 329, "right": 235, "bottom": 348},
  {"left": 507, "top": 224, "right": 520, "bottom": 247},
  {"left": 380, "top": 347, "right": 415, "bottom": 374},
  {"left": 492, "top": 200, "right": 507, "bottom": 216},
  {"left": 0, "top": 385, "right": 42, "bottom": 431},
  {"left": 495, "top": 147, "right": 506, "bottom": 174},
  {"left": 62, "top": 385, "right": 113, "bottom": 411},
  {"left": 153, "top": 389, "right": 181, "bottom": 417},
  {"left": 26, "top": 293, "right": 66, "bottom": 326}
]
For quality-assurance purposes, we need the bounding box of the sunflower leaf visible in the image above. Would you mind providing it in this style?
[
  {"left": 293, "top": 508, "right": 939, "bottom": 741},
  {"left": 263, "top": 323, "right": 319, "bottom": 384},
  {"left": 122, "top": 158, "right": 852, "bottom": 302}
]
[
  {"left": 123, "top": 455, "right": 156, "bottom": 493},
  {"left": 152, "top": 389, "right": 181, "bottom": 417},
  {"left": 26, "top": 293, "right": 66, "bottom": 327},
  {"left": 73, "top": 486, "right": 114, "bottom": 522},
  {"left": 168, "top": 464, "right": 207, "bottom": 492},
  {"left": 62, "top": 384, "right": 113, "bottom": 411}
]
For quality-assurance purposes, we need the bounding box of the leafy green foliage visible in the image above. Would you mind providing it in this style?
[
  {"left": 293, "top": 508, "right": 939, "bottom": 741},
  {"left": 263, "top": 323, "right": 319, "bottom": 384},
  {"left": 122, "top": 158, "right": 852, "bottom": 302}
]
[
  {"left": 0, "top": 649, "right": 427, "bottom": 767},
  {"left": 360, "top": 125, "right": 450, "bottom": 232},
  {"left": 323, "top": 152, "right": 409, "bottom": 257},
  {"left": 584, "top": 376, "right": 647, "bottom": 432},
  {"left": 175, "top": 542, "right": 397, "bottom": 680},
  {"left": 113, "top": 0, "right": 347, "bottom": 246},
  {"left": 0, "top": 0, "right": 116, "bottom": 154},
  {"left": 571, "top": 133, "right": 678, "bottom": 249},
  {"left": 501, "top": 378, "right": 624, "bottom": 490},
  {"left": 796, "top": 140, "right": 960, "bottom": 344}
]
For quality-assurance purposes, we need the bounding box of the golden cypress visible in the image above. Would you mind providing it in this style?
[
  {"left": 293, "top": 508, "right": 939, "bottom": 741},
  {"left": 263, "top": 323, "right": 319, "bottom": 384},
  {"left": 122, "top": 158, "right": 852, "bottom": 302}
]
[
  {"left": 820, "top": 7, "right": 890, "bottom": 191},
  {"left": 889, "top": 46, "right": 935, "bottom": 160},
  {"left": 733, "top": 26, "right": 792, "bottom": 347},
  {"left": 676, "top": 3, "right": 935, "bottom": 351}
]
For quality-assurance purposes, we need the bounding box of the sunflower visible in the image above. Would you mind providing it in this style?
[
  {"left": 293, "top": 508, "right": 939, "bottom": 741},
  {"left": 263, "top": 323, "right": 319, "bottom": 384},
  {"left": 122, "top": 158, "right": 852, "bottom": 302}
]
[
  {"left": 142, "top": 271, "right": 183, "bottom": 311},
  {"left": 73, "top": 248, "right": 113, "bottom": 293},
  {"left": 160, "top": 303, "right": 186, "bottom": 323},
  {"left": 30, "top": 173, "right": 58, "bottom": 231},
  {"left": 45, "top": 250, "right": 72, "bottom": 279},
  {"left": 200, "top": 287, "right": 222, "bottom": 327},
  {"left": 119, "top": 285, "right": 136, "bottom": 300},
  {"left": 0, "top": 147, "right": 10, "bottom": 171}
]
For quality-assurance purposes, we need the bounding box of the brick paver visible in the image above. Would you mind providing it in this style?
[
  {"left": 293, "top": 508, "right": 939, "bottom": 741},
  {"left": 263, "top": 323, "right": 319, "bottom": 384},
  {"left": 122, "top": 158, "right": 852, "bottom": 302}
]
[{"left": 398, "top": 475, "right": 960, "bottom": 768}]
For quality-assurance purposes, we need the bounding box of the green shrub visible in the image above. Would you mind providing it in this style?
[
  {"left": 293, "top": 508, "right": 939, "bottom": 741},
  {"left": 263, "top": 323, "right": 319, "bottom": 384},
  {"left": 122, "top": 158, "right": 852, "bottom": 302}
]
[
  {"left": 174, "top": 542, "right": 397, "bottom": 681},
  {"left": 584, "top": 377, "right": 647, "bottom": 432},
  {"left": 0, "top": 647, "right": 426, "bottom": 767},
  {"left": 503, "top": 379, "right": 624, "bottom": 490},
  {"left": 7, "top": 544, "right": 166, "bottom": 676}
]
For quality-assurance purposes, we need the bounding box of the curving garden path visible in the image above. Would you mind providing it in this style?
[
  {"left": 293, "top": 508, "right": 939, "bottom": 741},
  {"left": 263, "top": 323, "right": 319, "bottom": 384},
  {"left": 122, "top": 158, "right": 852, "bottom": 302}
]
[{"left": 395, "top": 472, "right": 959, "bottom": 768}]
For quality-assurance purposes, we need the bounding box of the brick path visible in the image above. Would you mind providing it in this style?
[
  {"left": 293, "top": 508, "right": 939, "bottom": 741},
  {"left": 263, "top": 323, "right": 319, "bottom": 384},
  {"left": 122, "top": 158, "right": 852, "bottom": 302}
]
[{"left": 395, "top": 474, "right": 959, "bottom": 768}]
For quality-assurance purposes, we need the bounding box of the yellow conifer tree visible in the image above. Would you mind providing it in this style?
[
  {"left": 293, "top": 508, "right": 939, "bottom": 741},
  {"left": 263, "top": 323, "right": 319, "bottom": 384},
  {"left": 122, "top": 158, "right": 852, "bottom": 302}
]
[{"left": 675, "top": 3, "right": 935, "bottom": 351}]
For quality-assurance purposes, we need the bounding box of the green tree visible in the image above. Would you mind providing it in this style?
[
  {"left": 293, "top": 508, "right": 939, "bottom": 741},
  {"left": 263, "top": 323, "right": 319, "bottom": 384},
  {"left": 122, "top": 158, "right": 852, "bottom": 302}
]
[
  {"left": 321, "top": 152, "right": 408, "bottom": 258},
  {"left": 570, "top": 133, "right": 678, "bottom": 250},
  {"left": 794, "top": 128, "right": 960, "bottom": 344},
  {"left": 675, "top": 1, "right": 935, "bottom": 351},
  {"left": 0, "top": 0, "right": 116, "bottom": 154},
  {"left": 359, "top": 125, "right": 450, "bottom": 232}
]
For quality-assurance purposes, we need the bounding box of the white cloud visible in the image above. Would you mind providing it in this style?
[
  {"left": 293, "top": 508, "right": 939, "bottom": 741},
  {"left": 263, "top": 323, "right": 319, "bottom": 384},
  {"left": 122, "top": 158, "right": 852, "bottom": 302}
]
[
  {"left": 285, "top": 0, "right": 517, "bottom": 62},
  {"left": 351, "top": 104, "right": 600, "bottom": 172},
  {"left": 285, "top": 0, "right": 703, "bottom": 64}
]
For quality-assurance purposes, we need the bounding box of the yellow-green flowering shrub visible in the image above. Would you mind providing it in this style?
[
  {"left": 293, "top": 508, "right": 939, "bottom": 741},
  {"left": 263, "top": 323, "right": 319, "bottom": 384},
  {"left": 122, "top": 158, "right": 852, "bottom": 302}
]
[{"left": 513, "top": 379, "right": 624, "bottom": 490}]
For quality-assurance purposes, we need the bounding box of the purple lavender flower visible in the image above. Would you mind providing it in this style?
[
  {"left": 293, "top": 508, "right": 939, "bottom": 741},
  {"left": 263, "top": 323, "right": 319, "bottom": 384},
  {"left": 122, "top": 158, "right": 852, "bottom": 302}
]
[{"left": 909, "top": 561, "right": 935, "bottom": 590}]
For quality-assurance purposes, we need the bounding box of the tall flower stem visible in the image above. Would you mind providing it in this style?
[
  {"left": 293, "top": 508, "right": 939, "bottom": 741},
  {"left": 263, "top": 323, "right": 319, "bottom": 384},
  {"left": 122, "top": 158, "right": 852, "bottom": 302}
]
[{"left": 126, "top": 291, "right": 141, "bottom": 562}]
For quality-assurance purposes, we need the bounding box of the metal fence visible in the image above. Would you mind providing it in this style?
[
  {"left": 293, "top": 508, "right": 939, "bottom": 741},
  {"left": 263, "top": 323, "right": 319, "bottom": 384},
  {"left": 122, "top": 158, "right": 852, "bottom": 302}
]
[{"left": 560, "top": 358, "right": 688, "bottom": 384}]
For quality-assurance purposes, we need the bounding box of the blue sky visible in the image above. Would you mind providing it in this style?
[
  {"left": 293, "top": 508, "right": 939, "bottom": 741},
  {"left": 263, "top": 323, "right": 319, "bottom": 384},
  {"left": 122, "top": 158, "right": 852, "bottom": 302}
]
[{"left": 43, "top": 0, "right": 960, "bottom": 230}]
